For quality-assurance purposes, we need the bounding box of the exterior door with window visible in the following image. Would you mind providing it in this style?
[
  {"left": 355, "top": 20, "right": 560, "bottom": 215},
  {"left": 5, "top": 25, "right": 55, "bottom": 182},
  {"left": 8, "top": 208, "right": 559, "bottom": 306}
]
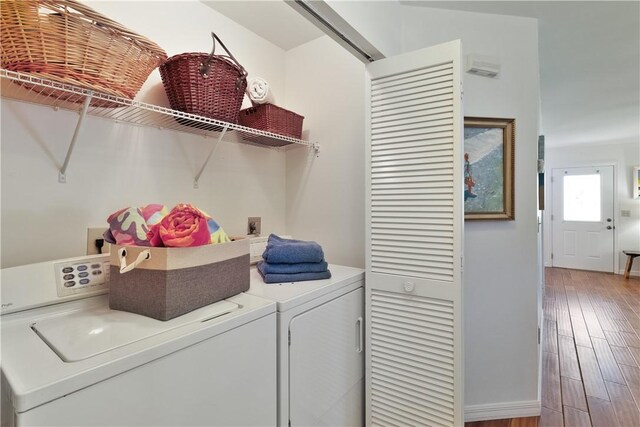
[{"left": 551, "top": 166, "right": 614, "bottom": 272}]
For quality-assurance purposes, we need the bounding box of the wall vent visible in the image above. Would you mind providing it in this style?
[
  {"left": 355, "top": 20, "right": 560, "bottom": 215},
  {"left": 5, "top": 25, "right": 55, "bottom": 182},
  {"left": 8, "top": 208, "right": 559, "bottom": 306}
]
[{"left": 465, "top": 54, "right": 500, "bottom": 78}]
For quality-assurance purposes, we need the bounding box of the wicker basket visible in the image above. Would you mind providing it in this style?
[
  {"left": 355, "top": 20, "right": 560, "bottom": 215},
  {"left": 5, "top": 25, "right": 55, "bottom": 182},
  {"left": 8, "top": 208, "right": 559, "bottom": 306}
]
[
  {"left": 159, "top": 33, "right": 248, "bottom": 125},
  {"left": 239, "top": 103, "right": 304, "bottom": 144},
  {"left": 0, "top": 0, "right": 167, "bottom": 103}
]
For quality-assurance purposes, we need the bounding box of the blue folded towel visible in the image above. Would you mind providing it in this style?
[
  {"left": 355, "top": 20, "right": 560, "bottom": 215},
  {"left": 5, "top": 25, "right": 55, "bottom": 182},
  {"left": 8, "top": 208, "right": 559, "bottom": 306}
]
[
  {"left": 258, "top": 261, "right": 329, "bottom": 275},
  {"left": 258, "top": 268, "right": 332, "bottom": 284},
  {"left": 262, "top": 234, "right": 324, "bottom": 264}
]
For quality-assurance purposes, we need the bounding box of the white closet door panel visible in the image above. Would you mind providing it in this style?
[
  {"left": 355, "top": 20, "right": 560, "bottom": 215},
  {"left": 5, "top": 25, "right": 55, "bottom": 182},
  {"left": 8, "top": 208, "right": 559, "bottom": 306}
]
[
  {"left": 366, "top": 39, "right": 463, "bottom": 426},
  {"left": 370, "top": 290, "right": 455, "bottom": 427}
]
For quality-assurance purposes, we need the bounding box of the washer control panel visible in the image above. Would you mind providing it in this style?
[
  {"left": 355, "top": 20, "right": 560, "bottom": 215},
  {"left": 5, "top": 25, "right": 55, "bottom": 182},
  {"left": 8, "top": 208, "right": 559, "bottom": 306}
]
[{"left": 54, "top": 257, "right": 110, "bottom": 297}]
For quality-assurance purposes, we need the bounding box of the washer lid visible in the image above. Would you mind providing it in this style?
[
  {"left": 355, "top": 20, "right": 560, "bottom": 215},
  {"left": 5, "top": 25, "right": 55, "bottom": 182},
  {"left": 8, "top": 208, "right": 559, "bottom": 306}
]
[{"left": 31, "top": 300, "right": 238, "bottom": 362}]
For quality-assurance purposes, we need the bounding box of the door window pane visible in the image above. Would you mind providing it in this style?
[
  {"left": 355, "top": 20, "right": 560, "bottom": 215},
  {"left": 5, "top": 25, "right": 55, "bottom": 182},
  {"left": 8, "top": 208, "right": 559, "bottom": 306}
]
[{"left": 563, "top": 174, "right": 601, "bottom": 221}]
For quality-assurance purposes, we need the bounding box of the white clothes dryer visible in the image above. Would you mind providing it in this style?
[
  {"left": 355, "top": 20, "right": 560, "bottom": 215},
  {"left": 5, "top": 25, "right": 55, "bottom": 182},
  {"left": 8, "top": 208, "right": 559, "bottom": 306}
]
[
  {"left": 247, "top": 264, "right": 365, "bottom": 427},
  {"left": 1, "top": 255, "right": 277, "bottom": 427}
]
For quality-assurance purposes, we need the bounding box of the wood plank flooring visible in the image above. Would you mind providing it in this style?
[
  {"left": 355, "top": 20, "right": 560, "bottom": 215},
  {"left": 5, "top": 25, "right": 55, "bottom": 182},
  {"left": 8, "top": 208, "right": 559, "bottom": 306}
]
[{"left": 466, "top": 268, "right": 640, "bottom": 427}]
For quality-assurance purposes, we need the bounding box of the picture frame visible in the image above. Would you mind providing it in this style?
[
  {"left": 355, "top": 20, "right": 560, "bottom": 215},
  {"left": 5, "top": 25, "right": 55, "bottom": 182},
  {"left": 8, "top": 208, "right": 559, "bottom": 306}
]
[
  {"left": 463, "top": 117, "right": 515, "bottom": 220},
  {"left": 633, "top": 166, "right": 640, "bottom": 199}
]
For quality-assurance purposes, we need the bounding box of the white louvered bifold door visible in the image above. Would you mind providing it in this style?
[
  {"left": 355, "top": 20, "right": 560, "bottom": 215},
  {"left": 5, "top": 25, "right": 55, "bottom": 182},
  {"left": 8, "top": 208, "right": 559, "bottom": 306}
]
[{"left": 365, "top": 40, "right": 464, "bottom": 427}]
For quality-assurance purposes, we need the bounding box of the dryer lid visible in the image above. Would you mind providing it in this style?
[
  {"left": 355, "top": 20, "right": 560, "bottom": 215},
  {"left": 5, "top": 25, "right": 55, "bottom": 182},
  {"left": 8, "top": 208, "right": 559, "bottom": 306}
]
[{"left": 31, "top": 300, "right": 238, "bottom": 362}]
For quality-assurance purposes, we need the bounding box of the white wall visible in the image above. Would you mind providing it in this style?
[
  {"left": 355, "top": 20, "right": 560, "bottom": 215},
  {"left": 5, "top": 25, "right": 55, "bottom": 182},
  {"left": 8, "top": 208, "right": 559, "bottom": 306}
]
[
  {"left": 284, "top": 37, "right": 366, "bottom": 268},
  {"left": 323, "top": 1, "right": 542, "bottom": 417},
  {"left": 545, "top": 140, "right": 640, "bottom": 275},
  {"left": 1, "top": 1, "right": 291, "bottom": 268}
]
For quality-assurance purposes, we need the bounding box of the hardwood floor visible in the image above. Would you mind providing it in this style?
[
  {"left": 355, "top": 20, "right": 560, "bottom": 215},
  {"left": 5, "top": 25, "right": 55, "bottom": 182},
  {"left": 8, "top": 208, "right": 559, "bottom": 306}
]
[{"left": 466, "top": 268, "right": 640, "bottom": 427}]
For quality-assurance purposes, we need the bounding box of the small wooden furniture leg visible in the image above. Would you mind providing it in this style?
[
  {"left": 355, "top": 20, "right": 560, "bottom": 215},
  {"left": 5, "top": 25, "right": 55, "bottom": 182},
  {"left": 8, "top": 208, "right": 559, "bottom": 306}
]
[{"left": 623, "top": 250, "right": 640, "bottom": 279}]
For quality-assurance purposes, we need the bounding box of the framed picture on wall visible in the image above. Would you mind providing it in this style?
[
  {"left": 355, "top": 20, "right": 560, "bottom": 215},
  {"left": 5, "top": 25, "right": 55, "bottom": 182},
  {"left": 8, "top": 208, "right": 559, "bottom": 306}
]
[
  {"left": 634, "top": 166, "right": 640, "bottom": 199},
  {"left": 463, "top": 117, "right": 515, "bottom": 220}
]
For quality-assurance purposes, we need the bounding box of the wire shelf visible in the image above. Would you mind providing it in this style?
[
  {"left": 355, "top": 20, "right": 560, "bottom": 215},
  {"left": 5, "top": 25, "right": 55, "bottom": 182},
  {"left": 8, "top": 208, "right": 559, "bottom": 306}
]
[{"left": 0, "top": 69, "right": 318, "bottom": 151}]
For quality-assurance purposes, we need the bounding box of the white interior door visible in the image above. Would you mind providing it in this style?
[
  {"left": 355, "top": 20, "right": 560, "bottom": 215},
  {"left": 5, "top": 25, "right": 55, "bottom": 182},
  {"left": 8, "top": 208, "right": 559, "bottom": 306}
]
[
  {"left": 365, "top": 40, "right": 463, "bottom": 426},
  {"left": 551, "top": 166, "right": 615, "bottom": 272}
]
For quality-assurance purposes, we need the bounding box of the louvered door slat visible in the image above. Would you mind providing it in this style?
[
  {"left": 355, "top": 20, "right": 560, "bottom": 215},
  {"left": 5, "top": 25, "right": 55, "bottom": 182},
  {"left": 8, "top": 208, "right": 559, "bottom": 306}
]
[
  {"left": 372, "top": 95, "right": 453, "bottom": 117},
  {"left": 372, "top": 65, "right": 453, "bottom": 91},
  {"left": 371, "top": 88, "right": 454, "bottom": 110},
  {"left": 372, "top": 372, "right": 453, "bottom": 410},
  {"left": 371, "top": 380, "right": 454, "bottom": 424},
  {"left": 372, "top": 245, "right": 453, "bottom": 257},
  {"left": 366, "top": 40, "right": 462, "bottom": 426},
  {"left": 373, "top": 354, "right": 455, "bottom": 394},
  {"left": 372, "top": 188, "right": 453, "bottom": 197},
  {"left": 373, "top": 145, "right": 453, "bottom": 159},
  {"left": 372, "top": 108, "right": 453, "bottom": 129},
  {"left": 372, "top": 374, "right": 454, "bottom": 415},
  {"left": 372, "top": 61, "right": 453, "bottom": 84},
  {"left": 372, "top": 133, "right": 453, "bottom": 148},
  {"left": 372, "top": 84, "right": 454, "bottom": 107},
  {"left": 372, "top": 388, "right": 453, "bottom": 427},
  {"left": 371, "top": 121, "right": 453, "bottom": 138},
  {"left": 372, "top": 100, "right": 454, "bottom": 122}
]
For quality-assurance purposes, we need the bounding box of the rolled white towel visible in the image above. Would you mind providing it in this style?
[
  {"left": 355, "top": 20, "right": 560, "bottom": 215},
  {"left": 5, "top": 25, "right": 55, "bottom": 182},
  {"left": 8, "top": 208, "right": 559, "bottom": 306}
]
[{"left": 248, "top": 77, "right": 275, "bottom": 105}]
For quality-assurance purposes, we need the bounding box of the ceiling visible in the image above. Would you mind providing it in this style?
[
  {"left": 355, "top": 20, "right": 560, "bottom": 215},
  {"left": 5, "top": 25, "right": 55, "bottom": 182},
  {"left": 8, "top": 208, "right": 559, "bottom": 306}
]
[
  {"left": 202, "top": 1, "right": 640, "bottom": 148},
  {"left": 202, "top": 1, "right": 323, "bottom": 51}
]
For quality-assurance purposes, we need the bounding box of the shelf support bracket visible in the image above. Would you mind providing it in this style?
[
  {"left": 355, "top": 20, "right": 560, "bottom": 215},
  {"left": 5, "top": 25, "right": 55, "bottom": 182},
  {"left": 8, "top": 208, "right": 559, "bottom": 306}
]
[
  {"left": 58, "top": 93, "right": 92, "bottom": 183},
  {"left": 194, "top": 126, "right": 228, "bottom": 189}
]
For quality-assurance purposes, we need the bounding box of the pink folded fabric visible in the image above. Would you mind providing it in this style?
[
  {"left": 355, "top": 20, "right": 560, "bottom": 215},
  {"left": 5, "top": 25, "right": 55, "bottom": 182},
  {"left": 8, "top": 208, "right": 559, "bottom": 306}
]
[{"left": 156, "top": 204, "right": 212, "bottom": 247}]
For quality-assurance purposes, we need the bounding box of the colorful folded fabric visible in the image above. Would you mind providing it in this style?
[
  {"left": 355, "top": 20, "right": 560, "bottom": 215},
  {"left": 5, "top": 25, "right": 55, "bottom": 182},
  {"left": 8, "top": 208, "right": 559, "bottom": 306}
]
[
  {"left": 106, "top": 207, "right": 151, "bottom": 246},
  {"left": 140, "top": 204, "right": 169, "bottom": 225},
  {"left": 157, "top": 204, "right": 212, "bottom": 247},
  {"left": 206, "top": 218, "right": 231, "bottom": 244},
  {"left": 258, "top": 268, "right": 332, "bottom": 284},
  {"left": 262, "top": 234, "right": 324, "bottom": 264},
  {"left": 257, "top": 260, "right": 329, "bottom": 275},
  {"left": 106, "top": 203, "right": 230, "bottom": 247}
]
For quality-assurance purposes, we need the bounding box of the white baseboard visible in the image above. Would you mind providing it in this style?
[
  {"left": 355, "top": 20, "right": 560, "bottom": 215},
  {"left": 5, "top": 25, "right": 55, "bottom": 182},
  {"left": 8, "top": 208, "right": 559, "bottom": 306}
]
[
  {"left": 616, "top": 269, "right": 640, "bottom": 277},
  {"left": 464, "top": 400, "right": 541, "bottom": 422}
]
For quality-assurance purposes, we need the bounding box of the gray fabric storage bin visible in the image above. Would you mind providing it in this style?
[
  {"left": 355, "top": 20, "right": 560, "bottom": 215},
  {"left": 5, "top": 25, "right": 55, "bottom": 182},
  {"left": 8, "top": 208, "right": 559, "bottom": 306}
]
[{"left": 109, "top": 239, "right": 249, "bottom": 320}]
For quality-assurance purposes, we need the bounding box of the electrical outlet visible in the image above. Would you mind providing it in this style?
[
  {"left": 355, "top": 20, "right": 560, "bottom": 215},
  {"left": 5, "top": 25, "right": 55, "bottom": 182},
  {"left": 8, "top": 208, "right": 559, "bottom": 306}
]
[
  {"left": 87, "top": 227, "right": 110, "bottom": 255},
  {"left": 248, "top": 217, "right": 261, "bottom": 236}
]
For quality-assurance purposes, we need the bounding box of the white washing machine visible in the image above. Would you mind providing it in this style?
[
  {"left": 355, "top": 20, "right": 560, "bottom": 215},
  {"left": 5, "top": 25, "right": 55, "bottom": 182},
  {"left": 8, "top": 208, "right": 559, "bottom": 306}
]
[
  {"left": 246, "top": 263, "right": 365, "bottom": 427},
  {"left": 0, "top": 254, "right": 277, "bottom": 427}
]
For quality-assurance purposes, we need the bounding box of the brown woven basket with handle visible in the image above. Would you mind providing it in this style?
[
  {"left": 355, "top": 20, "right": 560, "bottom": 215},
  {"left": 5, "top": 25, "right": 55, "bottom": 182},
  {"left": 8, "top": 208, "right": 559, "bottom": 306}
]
[
  {"left": 159, "top": 33, "right": 248, "bottom": 125},
  {"left": 0, "top": 0, "right": 167, "bottom": 103}
]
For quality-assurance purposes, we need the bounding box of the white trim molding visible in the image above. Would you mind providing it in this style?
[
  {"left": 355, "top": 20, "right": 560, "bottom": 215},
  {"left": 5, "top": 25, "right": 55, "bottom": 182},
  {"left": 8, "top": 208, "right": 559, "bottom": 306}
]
[{"left": 464, "top": 400, "right": 541, "bottom": 422}]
